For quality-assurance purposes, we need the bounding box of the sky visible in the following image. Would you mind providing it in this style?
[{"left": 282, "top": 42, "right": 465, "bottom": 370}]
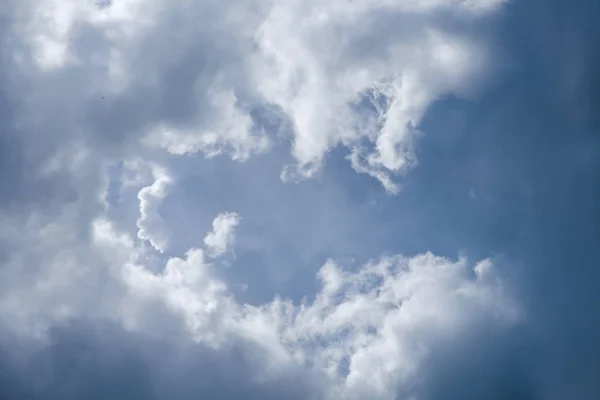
[{"left": 0, "top": 0, "right": 599, "bottom": 399}]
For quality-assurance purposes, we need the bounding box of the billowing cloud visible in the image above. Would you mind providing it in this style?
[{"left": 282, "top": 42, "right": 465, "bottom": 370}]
[
  {"left": 0, "top": 202, "right": 518, "bottom": 400},
  {"left": 135, "top": 162, "right": 172, "bottom": 253},
  {"left": 0, "top": 0, "right": 517, "bottom": 397},
  {"left": 254, "top": 0, "right": 504, "bottom": 191},
  {"left": 3, "top": 0, "right": 504, "bottom": 193},
  {"left": 6, "top": 0, "right": 600, "bottom": 399},
  {"left": 204, "top": 212, "right": 240, "bottom": 258}
]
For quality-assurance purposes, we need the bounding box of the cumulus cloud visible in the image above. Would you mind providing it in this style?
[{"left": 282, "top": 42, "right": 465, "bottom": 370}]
[
  {"left": 145, "top": 85, "right": 271, "bottom": 161},
  {"left": 253, "top": 0, "right": 501, "bottom": 191},
  {"left": 204, "top": 212, "right": 240, "bottom": 258},
  {"left": 0, "top": 203, "right": 518, "bottom": 400},
  {"left": 2, "top": 0, "right": 504, "bottom": 193},
  {"left": 131, "top": 162, "right": 173, "bottom": 253},
  {"left": 0, "top": 0, "right": 542, "bottom": 399}
]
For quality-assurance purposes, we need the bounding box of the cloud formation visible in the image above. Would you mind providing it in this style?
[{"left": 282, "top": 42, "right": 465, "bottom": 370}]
[
  {"left": 204, "top": 212, "right": 240, "bottom": 258},
  {"left": 3, "top": 0, "right": 504, "bottom": 193},
  {"left": 135, "top": 162, "right": 172, "bottom": 253},
  {"left": 1, "top": 203, "right": 518, "bottom": 400},
  {"left": 6, "top": 0, "right": 600, "bottom": 399}
]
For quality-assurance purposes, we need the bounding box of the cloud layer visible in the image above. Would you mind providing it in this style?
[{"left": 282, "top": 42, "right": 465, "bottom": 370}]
[
  {"left": 0, "top": 1, "right": 518, "bottom": 399},
  {"left": 3, "top": 0, "right": 504, "bottom": 192},
  {"left": 1, "top": 202, "right": 518, "bottom": 399},
  {"left": 2, "top": 0, "right": 600, "bottom": 399}
]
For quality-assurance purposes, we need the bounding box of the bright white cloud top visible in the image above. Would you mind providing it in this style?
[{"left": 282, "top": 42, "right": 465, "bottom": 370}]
[
  {"left": 0, "top": 0, "right": 519, "bottom": 399},
  {"left": 135, "top": 162, "right": 172, "bottom": 253},
  {"left": 12, "top": 205, "right": 518, "bottom": 399},
  {"left": 204, "top": 212, "right": 240, "bottom": 258},
  {"left": 8, "top": 0, "right": 504, "bottom": 191}
]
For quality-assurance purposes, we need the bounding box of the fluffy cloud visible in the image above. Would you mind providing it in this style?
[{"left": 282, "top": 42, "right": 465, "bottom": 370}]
[
  {"left": 135, "top": 162, "right": 172, "bottom": 253},
  {"left": 0, "top": 200, "right": 518, "bottom": 399},
  {"left": 204, "top": 212, "right": 240, "bottom": 258},
  {"left": 3, "top": 0, "right": 504, "bottom": 192},
  {"left": 0, "top": 0, "right": 527, "bottom": 399},
  {"left": 255, "top": 0, "right": 503, "bottom": 191}
]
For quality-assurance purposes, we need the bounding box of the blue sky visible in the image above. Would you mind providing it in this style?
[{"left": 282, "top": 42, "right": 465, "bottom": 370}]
[{"left": 0, "top": 0, "right": 599, "bottom": 399}]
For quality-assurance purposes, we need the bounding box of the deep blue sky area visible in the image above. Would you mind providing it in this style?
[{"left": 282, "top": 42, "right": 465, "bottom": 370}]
[{"left": 0, "top": 0, "right": 599, "bottom": 399}]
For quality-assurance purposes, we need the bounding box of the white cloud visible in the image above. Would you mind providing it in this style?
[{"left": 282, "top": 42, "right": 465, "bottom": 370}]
[
  {"left": 0, "top": 0, "right": 517, "bottom": 398},
  {"left": 0, "top": 200, "right": 519, "bottom": 399},
  {"left": 135, "top": 162, "right": 172, "bottom": 253},
  {"left": 145, "top": 84, "right": 271, "bottom": 161},
  {"left": 117, "top": 213, "right": 518, "bottom": 399},
  {"left": 251, "top": 0, "right": 499, "bottom": 191},
  {"left": 4, "top": 0, "right": 504, "bottom": 192},
  {"left": 204, "top": 212, "right": 240, "bottom": 258}
]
